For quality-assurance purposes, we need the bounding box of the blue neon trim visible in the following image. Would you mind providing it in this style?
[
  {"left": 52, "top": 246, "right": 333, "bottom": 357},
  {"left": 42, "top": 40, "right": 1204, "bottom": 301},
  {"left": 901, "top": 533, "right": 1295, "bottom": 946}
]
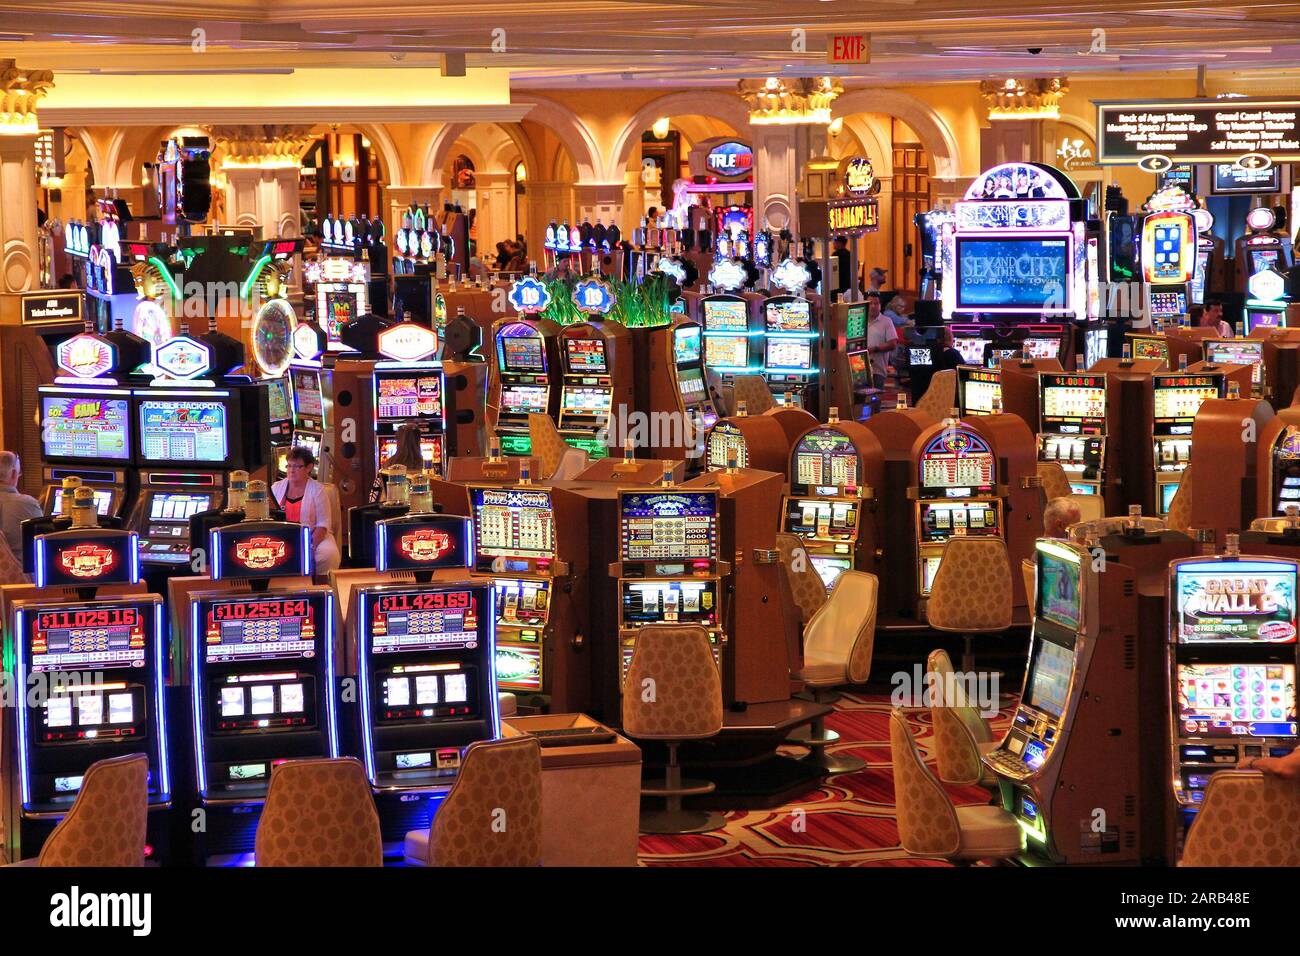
[
  {"left": 34, "top": 538, "right": 46, "bottom": 588},
  {"left": 376, "top": 521, "right": 389, "bottom": 573},
  {"left": 485, "top": 585, "right": 500, "bottom": 737},
  {"left": 210, "top": 527, "right": 223, "bottom": 581},
  {"left": 357, "top": 591, "right": 376, "bottom": 784},
  {"left": 153, "top": 604, "right": 171, "bottom": 800},
  {"left": 300, "top": 525, "right": 312, "bottom": 577},
  {"left": 191, "top": 600, "right": 207, "bottom": 799},
  {"left": 15, "top": 608, "right": 31, "bottom": 808}
]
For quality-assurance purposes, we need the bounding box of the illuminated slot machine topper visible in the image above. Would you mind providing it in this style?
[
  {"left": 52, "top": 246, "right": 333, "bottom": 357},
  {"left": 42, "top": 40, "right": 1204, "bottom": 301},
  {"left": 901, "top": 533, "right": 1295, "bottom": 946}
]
[
  {"left": 706, "top": 422, "right": 749, "bottom": 470},
  {"left": 791, "top": 428, "right": 859, "bottom": 497},
  {"left": 918, "top": 429, "right": 996, "bottom": 497},
  {"left": 619, "top": 490, "right": 719, "bottom": 567},
  {"left": 266, "top": 377, "right": 293, "bottom": 444},
  {"left": 1127, "top": 334, "right": 1169, "bottom": 368},
  {"left": 958, "top": 367, "right": 1002, "bottom": 416},
  {"left": 1204, "top": 339, "right": 1264, "bottom": 390},
  {"left": 1169, "top": 557, "right": 1299, "bottom": 809},
  {"left": 1142, "top": 211, "right": 1195, "bottom": 284},
  {"left": 355, "top": 582, "right": 498, "bottom": 790},
  {"left": 1269, "top": 426, "right": 1300, "bottom": 515}
]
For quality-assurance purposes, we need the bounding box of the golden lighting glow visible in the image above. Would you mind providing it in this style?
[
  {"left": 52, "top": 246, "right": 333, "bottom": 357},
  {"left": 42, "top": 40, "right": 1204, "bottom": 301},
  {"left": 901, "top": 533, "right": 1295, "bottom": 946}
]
[
  {"left": 980, "top": 77, "right": 1069, "bottom": 120},
  {"left": 213, "top": 124, "right": 313, "bottom": 170},
  {"left": 0, "top": 60, "right": 53, "bottom": 136},
  {"left": 651, "top": 116, "right": 671, "bottom": 139},
  {"left": 739, "top": 77, "right": 843, "bottom": 125},
  {"left": 828, "top": 116, "right": 844, "bottom": 137}
]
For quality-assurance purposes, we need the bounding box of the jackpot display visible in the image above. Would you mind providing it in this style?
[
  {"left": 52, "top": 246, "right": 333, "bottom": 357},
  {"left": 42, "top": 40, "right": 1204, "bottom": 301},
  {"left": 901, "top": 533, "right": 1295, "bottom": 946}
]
[
  {"left": 1038, "top": 372, "right": 1108, "bottom": 497},
  {"left": 138, "top": 398, "right": 228, "bottom": 463},
  {"left": 620, "top": 491, "right": 718, "bottom": 562},
  {"left": 40, "top": 395, "right": 131, "bottom": 462}
]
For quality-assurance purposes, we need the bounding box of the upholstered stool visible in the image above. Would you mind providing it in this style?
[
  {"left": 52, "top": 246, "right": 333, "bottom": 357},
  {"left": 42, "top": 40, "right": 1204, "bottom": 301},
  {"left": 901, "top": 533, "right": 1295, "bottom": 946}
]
[
  {"left": 256, "top": 757, "right": 382, "bottom": 866},
  {"left": 775, "top": 532, "right": 829, "bottom": 627},
  {"left": 1180, "top": 771, "right": 1300, "bottom": 866},
  {"left": 622, "top": 625, "right": 725, "bottom": 834},
  {"left": 528, "top": 412, "right": 589, "bottom": 480},
  {"left": 925, "top": 648, "right": 998, "bottom": 788},
  {"left": 927, "top": 536, "right": 1013, "bottom": 672}
]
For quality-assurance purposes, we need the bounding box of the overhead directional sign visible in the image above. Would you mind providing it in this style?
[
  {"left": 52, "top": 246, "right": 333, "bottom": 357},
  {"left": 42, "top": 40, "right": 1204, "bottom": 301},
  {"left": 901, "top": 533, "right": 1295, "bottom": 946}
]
[{"left": 1096, "top": 98, "right": 1300, "bottom": 166}]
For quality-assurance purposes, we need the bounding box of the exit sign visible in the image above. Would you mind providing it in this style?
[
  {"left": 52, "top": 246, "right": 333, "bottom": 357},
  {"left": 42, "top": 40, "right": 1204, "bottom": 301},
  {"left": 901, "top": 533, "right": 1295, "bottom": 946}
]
[{"left": 828, "top": 34, "right": 870, "bottom": 65}]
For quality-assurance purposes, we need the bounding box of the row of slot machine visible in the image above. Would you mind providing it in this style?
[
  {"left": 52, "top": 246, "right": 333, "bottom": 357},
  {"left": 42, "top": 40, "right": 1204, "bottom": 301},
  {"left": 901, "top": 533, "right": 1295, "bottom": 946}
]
[{"left": 982, "top": 529, "right": 1297, "bottom": 865}]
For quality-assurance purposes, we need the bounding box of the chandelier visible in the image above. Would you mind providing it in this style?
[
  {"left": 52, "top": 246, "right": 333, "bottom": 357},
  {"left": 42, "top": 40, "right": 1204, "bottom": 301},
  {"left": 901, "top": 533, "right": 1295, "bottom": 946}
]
[
  {"left": 738, "top": 77, "right": 844, "bottom": 126},
  {"left": 979, "top": 77, "right": 1069, "bottom": 120}
]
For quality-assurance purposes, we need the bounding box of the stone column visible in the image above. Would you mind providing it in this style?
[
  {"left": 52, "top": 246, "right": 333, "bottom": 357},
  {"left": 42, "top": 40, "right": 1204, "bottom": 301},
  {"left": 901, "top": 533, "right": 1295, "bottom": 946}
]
[
  {"left": 211, "top": 125, "right": 313, "bottom": 240},
  {"left": 525, "top": 181, "right": 574, "bottom": 245},
  {"left": 0, "top": 62, "right": 53, "bottom": 294},
  {"left": 474, "top": 171, "right": 514, "bottom": 256},
  {"left": 752, "top": 126, "right": 799, "bottom": 234},
  {"left": 573, "top": 182, "right": 624, "bottom": 231}
]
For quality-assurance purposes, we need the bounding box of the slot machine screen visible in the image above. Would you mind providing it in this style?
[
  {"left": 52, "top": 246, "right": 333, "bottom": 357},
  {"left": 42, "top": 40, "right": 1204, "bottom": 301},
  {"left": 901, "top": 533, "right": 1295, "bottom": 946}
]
[
  {"left": 810, "top": 556, "right": 853, "bottom": 591},
  {"left": 376, "top": 435, "right": 444, "bottom": 472},
  {"left": 919, "top": 430, "right": 996, "bottom": 494},
  {"left": 674, "top": 326, "right": 702, "bottom": 364},
  {"left": 1084, "top": 327, "right": 1107, "bottom": 369},
  {"left": 960, "top": 369, "right": 1001, "bottom": 415},
  {"left": 1022, "top": 633, "right": 1075, "bottom": 720},
  {"left": 49, "top": 487, "right": 113, "bottom": 517},
  {"left": 500, "top": 384, "right": 549, "bottom": 414},
  {"left": 705, "top": 335, "right": 750, "bottom": 370},
  {"left": 1037, "top": 545, "right": 1083, "bottom": 630},
  {"left": 200, "top": 593, "right": 327, "bottom": 662},
  {"left": 1247, "top": 309, "right": 1283, "bottom": 332},
  {"left": 472, "top": 487, "right": 555, "bottom": 562},
  {"left": 1040, "top": 374, "right": 1106, "bottom": 427},
  {"left": 765, "top": 338, "right": 813, "bottom": 371},
  {"left": 1250, "top": 248, "right": 1280, "bottom": 275},
  {"left": 321, "top": 288, "right": 357, "bottom": 345},
  {"left": 147, "top": 492, "right": 210, "bottom": 539},
  {"left": 564, "top": 337, "right": 608, "bottom": 373},
  {"left": 620, "top": 579, "right": 718, "bottom": 626},
  {"left": 1173, "top": 561, "right": 1298, "bottom": 644},
  {"left": 1130, "top": 336, "right": 1168, "bottom": 364},
  {"left": 620, "top": 491, "right": 718, "bottom": 562},
  {"left": 677, "top": 367, "right": 709, "bottom": 408},
  {"left": 845, "top": 305, "right": 868, "bottom": 341},
  {"left": 765, "top": 299, "right": 812, "bottom": 333},
  {"left": 784, "top": 497, "right": 859, "bottom": 540},
  {"left": 25, "top": 602, "right": 150, "bottom": 672},
  {"left": 293, "top": 431, "right": 322, "bottom": 463},
  {"left": 1205, "top": 340, "right": 1264, "bottom": 386},
  {"left": 1142, "top": 214, "right": 1193, "bottom": 283},
  {"left": 1148, "top": 290, "right": 1187, "bottom": 317},
  {"left": 499, "top": 329, "right": 546, "bottom": 372},
  {"left": 1023, "top": 337, "right": 1059, "bottom": 360},
  {"left": 561, "top": 386, "right": 611, "bottom": 414},
  {"left": 40, "top": 395, "right": 131, "bottom": 463},
  {"left": 703, "top": 298, "right": 749, "bottom": 332},
  {"left": 493, "top": 578, "right": 550, "bottom": 627},
  {"left": 1154, "top": 376, "right": 1220, "bottom": 425},
  {"left": 793, "top": 429, "right": 859, "bottom": 494},
  {"left": 954, "top": 336, "right": 987, "bottom": 365},
  {"left": 373, "top": 371, "right": 443, "bottom": 424},
  {"left": 266, "top": 378, "right": 292, "bottom": 424},
  {"left": 1176, "top": 663, "right": 1297, "bottom": 738},
  {"left": 1160, "top": 481, "right": 1180, "bottom": 514},
  {"left": 137, "top": 398, "right": 230, "bottom": 464},
  {"left": 955, "top": 237, "right": 1070, "bottom": 310},
  {"left": 370, "top": 587, "right": 483, "bottom": 653},
  {"left": 291, "top": 369, "right": 325, "bottom": 425},
  {"left": 707, "top": 424, "right": 748, "bottom": 469}
]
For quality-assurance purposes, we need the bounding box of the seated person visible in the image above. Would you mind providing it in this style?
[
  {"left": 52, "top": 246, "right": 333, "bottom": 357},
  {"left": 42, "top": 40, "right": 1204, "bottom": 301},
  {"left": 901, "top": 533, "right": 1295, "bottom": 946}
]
[
  {"left": 931, "top": 327, "right": 965, "bottom": 372},
  {"left": 272, "top": 447, "right": 341, "bottom": 576},
  {"left": 371, "top": 423, "right": 427, "bottom": 503},
  {"left": 1238, "top": 748, "right": 1300, "bottom": 782},
  {"left": 1043, "top": 497, "right": 1081, "bottom": 539}
]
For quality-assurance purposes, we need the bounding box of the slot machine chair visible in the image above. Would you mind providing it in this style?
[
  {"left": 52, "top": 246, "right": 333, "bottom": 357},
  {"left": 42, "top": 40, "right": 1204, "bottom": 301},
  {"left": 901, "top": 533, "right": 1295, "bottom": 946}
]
[
  {"left": 926, "top": 537, "right": 1013, "bottom": 672},
  {"left": 255, "top": 758, "right": 382, "bottom": 867},
  {"left": 403, "top": 736, "right": 542, "bottom": 867},
  {"left": 1165, "top": 464, "right": 1194, "bottom": 534},
  {"left": 889, "top": 708, "right": 1023, "bottom": 864},
  {"left": 732, "top": 374, "right": 776, "bottom": 415},
  {"left": 1178, "top": 771, "right": 1300, "bottom": 867},
  {"left": 925, "top": 648, "right": 997, "bottom": 789},
  {"left": 1035, "top": 462, "right": 1072, "bottom": 501},
  {"left": 915, "top": 369, "right": 957, "bottom": 422},
  {"left": 7, "top": 754, "right": 149, "bottom": 868},
  {"left": 785, "top": 572, "right": 879, "bottom": 775},
  {"left": 528, "top": 413, "right": 589, "bottom": 481},
  {"left": 776, "top": 533, "right": 829, "bottom": 627},
  {"left": 622, "top": 626, "right": 724, "bottom": 835}
]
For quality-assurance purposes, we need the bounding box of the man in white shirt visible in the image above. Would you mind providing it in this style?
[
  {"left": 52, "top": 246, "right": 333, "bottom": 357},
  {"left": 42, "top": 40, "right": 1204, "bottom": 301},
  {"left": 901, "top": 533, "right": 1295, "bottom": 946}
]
[
  {"left": 0, "top": 452, "right": 42, "bottom": 564},
  {"left": 865, "top": 296, "right": 898, "bottom": 389}
]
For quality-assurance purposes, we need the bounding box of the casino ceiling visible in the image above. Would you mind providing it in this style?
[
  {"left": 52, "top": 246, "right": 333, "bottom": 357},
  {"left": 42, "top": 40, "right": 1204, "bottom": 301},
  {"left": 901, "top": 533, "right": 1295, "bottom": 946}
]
[{"left": 4, "top": 0, "right": 1300, "bottom": 87}]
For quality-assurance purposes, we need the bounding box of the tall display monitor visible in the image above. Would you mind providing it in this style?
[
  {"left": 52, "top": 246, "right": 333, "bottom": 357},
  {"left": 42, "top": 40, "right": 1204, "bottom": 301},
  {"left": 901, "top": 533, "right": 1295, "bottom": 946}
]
[
  {"left": 136, "top": 393, "right": 236, "bottom": 467},
  {"left": 39, "top": 391, "right": 132, "bottom": 464}
]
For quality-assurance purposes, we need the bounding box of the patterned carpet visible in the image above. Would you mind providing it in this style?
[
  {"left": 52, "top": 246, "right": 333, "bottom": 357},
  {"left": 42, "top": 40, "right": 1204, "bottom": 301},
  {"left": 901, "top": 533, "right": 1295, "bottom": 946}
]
[{"left": 638, "top": 690, "right": 1014, "bottom": 867}]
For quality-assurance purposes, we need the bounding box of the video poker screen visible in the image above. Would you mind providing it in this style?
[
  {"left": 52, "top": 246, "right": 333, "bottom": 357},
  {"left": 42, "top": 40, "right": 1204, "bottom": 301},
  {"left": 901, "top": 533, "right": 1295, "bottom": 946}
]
[
  {"left": 1173, "top": 561, "right": 1298, "bottom": 644},
  {"left": 1153, "top": 376, "right": 1220, "bottom": 423},
  {"left": 374, "top": 372, "right": 443, "bottom": 423},
  {"left": 564, "top": 336, "right": 608, "bottom": 373},
  {"left": 499, "top": 330, "right": 546, "bottom": 372},
  {"left": 561, "top": 386, "right": 612, "bottom": 414},
  {"left": 765, "top": 299, "right": 812, "bottom": 333},
  {"left": 620, "top": 491, "right": 718, "bottom": 562},
  {"left": 765, "top": 338, "right": 813, "bottom": 371},
  {"left": 25, "top": 602, "right": 151, "bottom": 672},
  {"left": 370, "top": 587, "right": 483, "bottom": 653},
  {"left": 703, "top": 298, "right": 749, "bottom": 332},
  {"left": 1040, "top": 374, "right": 1106, "bottom": 424},
  {"left": 956, "top": 236, "right": 1069, "bottom": 310},
  {"left": 40, "top": 395, "right": 131, "bottom": 462},
  {"left": 200, "top": 592, "right": 327, "bottom": 663},
  {"left": 472, "top": 487, "right": 555, "bottom": 561},
  {"left": 138, "top": 398, "right": 229, "bottom": 464},
  {"left": 1176, "top": 663, "right": 1297, "bottom": 738}
]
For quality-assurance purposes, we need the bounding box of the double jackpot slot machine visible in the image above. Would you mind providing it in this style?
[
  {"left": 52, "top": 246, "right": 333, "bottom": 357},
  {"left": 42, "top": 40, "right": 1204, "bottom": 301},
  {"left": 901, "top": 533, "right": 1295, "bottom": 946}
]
[
  {"left": 1037, "top": 372, "right": 1109, "bottom": 498},
  {"left": 492, "top": 317, "right": 561, "bottom": 457},
  {"left": 1168, "top": 551, "right": 1298, "bottom": 817},
  {"left": 6, "top": 526, "right": 170, "bottom": 860},
  {"left": 469, "top": 483, "right": 588, "bottom": 712},
  {"left": 761, "top": 296, "right": 819, "bottom": 411},
  {"left": 910, "top": 420, "right": 1004, "bottom": 615},
  {"left": 1152, "top": 370, "right": 1225, "bottom": 515},
  {"left": 700, "top": 293, "right": 758, "bottom": 385}
]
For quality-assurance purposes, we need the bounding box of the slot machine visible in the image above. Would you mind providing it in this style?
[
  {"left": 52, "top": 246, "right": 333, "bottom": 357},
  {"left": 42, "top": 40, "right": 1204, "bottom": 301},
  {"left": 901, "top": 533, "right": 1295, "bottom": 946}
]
[
  {"left": 984, "top": 539, "right": 1142, "bottom": 864},
  {"left": 308, "top": 255, "right": 368, "bottom": 352},
  {"left": 1139, "top": 187, "right": 1198, "bottom": 326},
  {"left": 1168, "top": 549, "right": 1298, "bottom": 818},
  {"left": 265, "top": 376, "right": 294, "bottom": 477},
  {"left": 1258, "top": 418, "right": 1300, "bottom": 517},
  {"left": 289, "top": 365, "right": 331, "bottom": 476},
  {"left": 1125, "top": 332, "right": 1169, "bottom": 370},
  {"left": 827, "top": 300, "right": 873, "bottom": 421},
  {"left": 1235, "top": 206, "right": 1293, "bottom": 304},
  {"left": 1037, "top": 371, "right": 1109, "bottom": 497},
  {"left": 36, "top": 385, "right": 133, "bottom": 519},
  {"left": 468, "top": 481, "right": 588, "bottom": 712},
  {"left": 781, "top": 419, "right": 884, "bottom": 592},
  {"left": 700, "top": 293, "right": 759, "bottom": 386},
  {"left": 188, "top": 520, "right": 336, "bottom": 860},
  {"left": 644, "top": 315, "right": 719, "bottom": 461},
  {"left": 1204, "top": 338, "right": 1265, "bottom": 397},
  {"left": 957, "top": 366, "right": 1001, "bottom": 417},
  {"left": 608, "top": 483, "right": 727, "bottom": 710},
  {"left": 372, "top": 359, "right": 447, "bottom": 477},
  {"left": 557, "top": 320, "right": 633, "bottom": 460},
  {"left": 761, "top": 295, "right": 819, "bottom": 412},
  {"left": 4, "top": 524, "right": 170, "bottom": 861},
  {"left": 910, "top": 418, "right": 1004, "bottom": 617},
  {"left": 1152, "top": 370, "right": 1226, "bottom": 516},
  {"left": 703, "top": 407, "right": 790, "bottom": 474},
  {"left": 491, "top": 316, "right": 561, "bottom": 456}
]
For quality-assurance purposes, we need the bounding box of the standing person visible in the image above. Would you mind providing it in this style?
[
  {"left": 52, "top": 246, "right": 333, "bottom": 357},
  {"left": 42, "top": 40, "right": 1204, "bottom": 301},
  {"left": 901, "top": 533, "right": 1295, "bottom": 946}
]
[
  {"left": 865, "top": 295, "right": 898, "bottom": 390},
  {"left": 0, "top": 451, "right": 41, "bottom": 564},
  {"left": 931, "top": 327, "right": 966, "bottom": 372},
  {"left": 370, "top": 423, "right": 427, "bottom": 503},
  {"left": 831, "top": 236, "right": 853, "bottom": 301},
  {"left": 272, "top": 447, "right": 340, "bottom": 576},
  {"left": 865, "top": 266, "right": 888, "bottom": 294}
]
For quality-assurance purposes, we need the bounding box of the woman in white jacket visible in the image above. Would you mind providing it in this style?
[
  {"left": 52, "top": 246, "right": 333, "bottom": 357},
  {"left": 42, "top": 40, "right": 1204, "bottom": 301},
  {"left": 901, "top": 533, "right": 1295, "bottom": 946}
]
[{"left": 271, "top": 446, "right": 341, "bottom": 576}]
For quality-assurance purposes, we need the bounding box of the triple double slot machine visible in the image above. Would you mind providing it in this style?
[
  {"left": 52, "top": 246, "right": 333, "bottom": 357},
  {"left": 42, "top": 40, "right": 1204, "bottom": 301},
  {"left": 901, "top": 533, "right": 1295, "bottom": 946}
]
[
  {"left": 910, "top": 419, "right": 1004, "bottom": 615},
  {"left": 1152, "top": 370, "right": 1225, "bottom": 515},
  {"left": 5, "top": 526, "right": 170, "bottom": 861},
  {"left": 468, "top": 482, "right": 588, "bottom": 712},
  {"left": 1037, "top": 371, "right": 1109, "bottom": 498},
  {"left": 609, "top": 480, "right": 727, "bottom": 705}
]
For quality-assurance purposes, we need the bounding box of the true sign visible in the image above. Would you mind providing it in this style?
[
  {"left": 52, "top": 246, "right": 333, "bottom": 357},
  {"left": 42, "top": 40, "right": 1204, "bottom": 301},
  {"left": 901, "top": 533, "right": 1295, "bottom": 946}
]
[{"left": 828, "top": 34, "right": 870, "bottom": 65}]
